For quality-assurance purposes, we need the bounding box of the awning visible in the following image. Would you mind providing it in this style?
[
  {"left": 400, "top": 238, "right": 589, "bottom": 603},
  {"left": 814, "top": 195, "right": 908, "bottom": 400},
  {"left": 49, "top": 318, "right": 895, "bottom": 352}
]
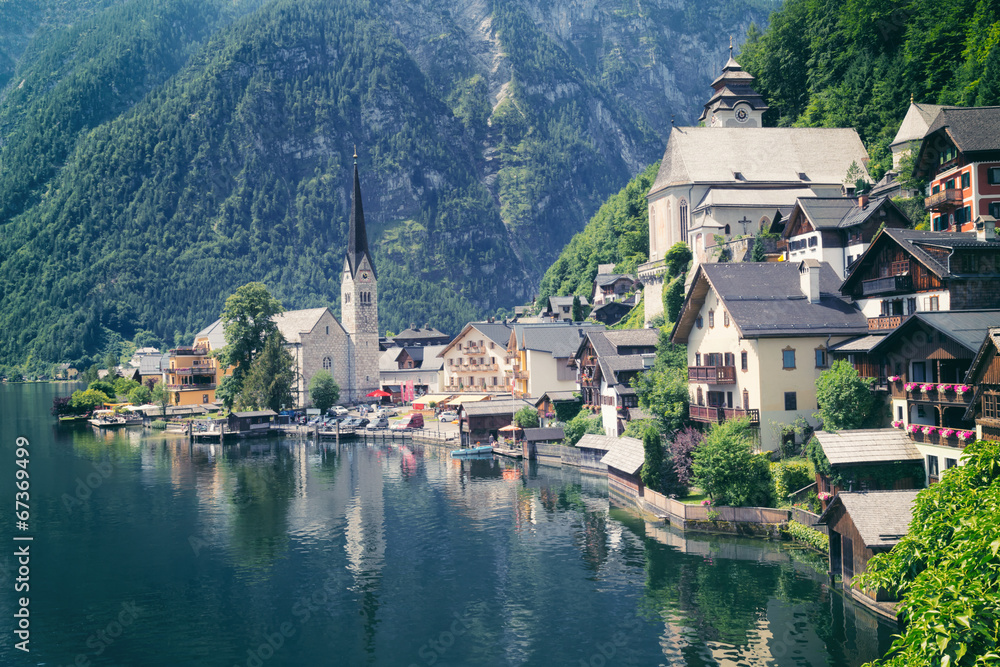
[
  {"left": 412, "top": 394, "right": 453, "bottom": 407},
  {"left": 446, "top": 395, "right": 492, "bottom": 405}
]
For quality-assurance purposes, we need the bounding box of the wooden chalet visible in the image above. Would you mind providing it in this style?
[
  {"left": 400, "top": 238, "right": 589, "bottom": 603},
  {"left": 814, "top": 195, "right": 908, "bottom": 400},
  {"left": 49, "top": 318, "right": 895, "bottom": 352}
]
[
  {"left": 458, "top": 398, "right": 533, "bottom": 446},
  {"left": 816, "top": 490, "right": 919, "bottom": 618},
  {"left": 812, "top": 430, "right": 923, "bottom": 507},
  {"left": 226, "top": 410, "right": 276, "bottom": 436},
  {"left": 839, "top": 226, "right": 1000, "bottom": 334},
  {"left": 964, "top": 327, "right": 1000, "bottom": 443},
  {"left": 573, "top": 329, "right": 657, "bottom": 437}
]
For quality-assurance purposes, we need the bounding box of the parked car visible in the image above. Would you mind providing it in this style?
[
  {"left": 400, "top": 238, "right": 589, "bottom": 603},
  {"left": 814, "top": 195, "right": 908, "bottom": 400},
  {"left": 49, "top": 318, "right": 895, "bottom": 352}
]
[
  {"left": 376, "top": 407, "right": 397, "bottom": 418},
  {"left": 391, "top": 413, "right": 425, "bottom": 430},
  {"left": 331, "top": 406, "right": 349, "bottom": 416},
  {"left": 438, "top": 411, "right": 458, "bottom": 422},
  {"left": 366, "top": 417, "right": 389, "bottom": 430},
  {"left": 307, "top": 416, "right": 322, "bottom": 426}
]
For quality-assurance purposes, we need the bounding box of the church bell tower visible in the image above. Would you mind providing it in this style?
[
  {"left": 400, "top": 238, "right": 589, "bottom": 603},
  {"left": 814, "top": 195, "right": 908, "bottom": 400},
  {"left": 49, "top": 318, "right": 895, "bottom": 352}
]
[{"left": 341, "top": 150, "right": 379, "bottom": 401}]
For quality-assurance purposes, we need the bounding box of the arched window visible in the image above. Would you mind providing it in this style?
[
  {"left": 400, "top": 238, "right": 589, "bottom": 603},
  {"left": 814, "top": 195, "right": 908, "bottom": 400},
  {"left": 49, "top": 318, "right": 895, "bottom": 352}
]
[
  {"left": 679, "top": 200, "right": 688, "bottom": 243},
  {"left": 323, "top": 357, "right": 332, "bottom": 370},
  {"left": 759, "top": 216, "right": 770, "bottom": 231},
  {"left": 724, "top": 224, "right": 731, "bottom": 236}
]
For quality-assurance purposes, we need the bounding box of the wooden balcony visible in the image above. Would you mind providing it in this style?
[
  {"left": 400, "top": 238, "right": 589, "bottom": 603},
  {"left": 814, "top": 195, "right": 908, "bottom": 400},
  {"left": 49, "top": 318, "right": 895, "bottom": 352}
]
[
  {"left": 907, "top": 429, "right": 970, "bottom": 449},
  {"left": 688, "top": 365, "right": 736, "bottom": 384},
  {"left": 868, "top": 316, "right": 903, "bottom": 331},
  {"left": 167, "top": 383, "right": 216, "bottom": 391},
  {"left": 924, "top": 188, "right": 963, "bottom": 212},
  {"left": 689, "top": 405, "right": 759, "bottom": 424},
  {"left": 891, "top": 382, "right": 975, "bottom": 404},
  {"left": 861, "top": 274, "right": 912, "bottom": 297}
]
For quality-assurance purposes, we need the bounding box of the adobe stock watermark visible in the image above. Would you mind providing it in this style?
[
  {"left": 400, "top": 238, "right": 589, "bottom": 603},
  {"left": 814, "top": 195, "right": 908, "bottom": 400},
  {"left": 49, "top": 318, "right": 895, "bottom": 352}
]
[
  {"left": 61, "top": 459, "right": 117, "bottom": 513},
  {"left": 407, "top": 603, "right": 477, "bottom": 667},
  {"left": 60, "top": 600, "right": 143, "bottom": 667}
]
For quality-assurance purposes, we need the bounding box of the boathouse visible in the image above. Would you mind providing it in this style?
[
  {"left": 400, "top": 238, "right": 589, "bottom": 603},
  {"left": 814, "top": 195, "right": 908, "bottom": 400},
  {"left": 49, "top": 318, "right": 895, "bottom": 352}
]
[
  {"left": 811, "top": 429, "right": 923, "bottom": 509},
  {"left": 816, "top": 490, "right": 918, "bottom": 615},
  {"left": 458, "top": 398, "right": 533, "bottom": 446},
  {"left": 600, "top": 436, "right": 645, "bottom": 503},
  {"left": 226, "top": 410, "right": 276, "bottom": 435}
]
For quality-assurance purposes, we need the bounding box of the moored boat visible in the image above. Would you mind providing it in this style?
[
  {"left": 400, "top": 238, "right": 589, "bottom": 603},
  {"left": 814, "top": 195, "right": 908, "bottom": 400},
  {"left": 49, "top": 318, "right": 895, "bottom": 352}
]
[{"left": 451, "top": 445, "right": 493, "bottom": 457}]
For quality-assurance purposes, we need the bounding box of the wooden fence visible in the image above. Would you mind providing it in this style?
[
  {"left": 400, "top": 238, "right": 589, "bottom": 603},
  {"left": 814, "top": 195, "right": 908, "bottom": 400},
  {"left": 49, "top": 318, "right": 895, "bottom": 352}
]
[
  {"left": 611, "top": 477, "right": 790, "bottom": 527},
  {"left": 789, "top": 508, "right": 827, "bottom": 535}
]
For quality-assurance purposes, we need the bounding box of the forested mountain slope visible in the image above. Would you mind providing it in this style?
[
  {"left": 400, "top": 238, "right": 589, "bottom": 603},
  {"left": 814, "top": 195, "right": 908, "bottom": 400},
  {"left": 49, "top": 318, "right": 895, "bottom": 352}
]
[{"left": 0, "top": 0, "right": 774, "bottom": 369}]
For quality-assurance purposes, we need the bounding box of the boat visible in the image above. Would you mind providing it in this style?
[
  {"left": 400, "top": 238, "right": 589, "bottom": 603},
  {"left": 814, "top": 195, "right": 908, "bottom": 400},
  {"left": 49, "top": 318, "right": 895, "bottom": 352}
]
[
  {"left": 57, "top": 414, "right": 89, "bottom": 424},
  {"left": 451, "top": 445, "right": 493, "bottom": 457}
]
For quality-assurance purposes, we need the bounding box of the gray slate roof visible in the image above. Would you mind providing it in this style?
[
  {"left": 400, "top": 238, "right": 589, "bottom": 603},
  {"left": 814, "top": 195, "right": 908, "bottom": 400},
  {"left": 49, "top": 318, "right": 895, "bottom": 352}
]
[
  {"left": 195, "top": 318, "right": 226, "bottom": 351},
  {"left": 924, "top": 106, "right": 1000, "bottom": 153},
  {"left": 675, "top": 262, "right": 868, "bottom": 342},
  {"left": 516, "top": 323, "right": 605, "bottom": 358},
  {"left": 232, "top": 410, "right": 277, "bottom": 418},
  {"left": 600, "top": 436, "right": 645, "bottom": 475},
  {"left": 595, "top": 274, "right": 635, "bottom": 288},
  {"left": 649, "top": 127, "right": 870, "bottom": 195},
  {"left": 522, "top": 427, "right": 565, "bottom": 442},
  {"left": 891, "top": 103, "right": 954, "bottom": 147},
  {"left": 273, "top": 308, "right": 341, "bottom": 344},
  {"left": 814, "top": 429, "right": 922, "bottom": 466},
  {"left": 576, "top": 434, "right": 621, "bottom": 451},
  {"left": 694, "top": 187, "right": 814, "bottom": 211},
  {"left": 795, "top": 196, "right": 890, "bottom": 231},
  {"left": 139, "top": 355, "right": 164, "bottom": 375},
  {"left": 817, "top": 490, "right": 919, "bottom": 548},
  {"left": 883, "top": 228, "right": 1000, "bottom": 278},
  {"left": 535, "top": 391, "right": 579, "bottom": 405},
  {"left": 871, "top": 311, "right": 1000, "bottom": 357},
  {"left": 392, "top": 325, "right": 449, "bottom": 341},
  {"left": 548, "top": 295, "right": 590, "bottom": 310},
  {"left": 830, "top": 335, "right": 885, "bottom": 353}
]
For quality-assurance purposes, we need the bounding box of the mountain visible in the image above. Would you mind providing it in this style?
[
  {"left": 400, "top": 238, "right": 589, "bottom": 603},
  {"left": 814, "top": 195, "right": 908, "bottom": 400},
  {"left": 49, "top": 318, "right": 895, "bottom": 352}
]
[{"left": 0, "top": 0, "right": 775, "bottom": 370}]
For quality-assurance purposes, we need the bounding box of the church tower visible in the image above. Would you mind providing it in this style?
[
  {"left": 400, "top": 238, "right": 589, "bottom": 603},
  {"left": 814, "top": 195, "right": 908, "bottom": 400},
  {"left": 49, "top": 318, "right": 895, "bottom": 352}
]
[
  {"left": 699, "top": 40, "right": 768, "bottom": 128},
  {"left": 341, "top": 151, "right": 379, "bottom": 401}
]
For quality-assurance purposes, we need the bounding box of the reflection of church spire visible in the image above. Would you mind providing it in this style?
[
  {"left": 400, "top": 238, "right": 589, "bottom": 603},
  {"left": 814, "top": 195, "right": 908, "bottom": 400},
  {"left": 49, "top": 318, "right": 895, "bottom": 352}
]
[{"left": 346, "top": 152, "right": 376, "bottom": 279}]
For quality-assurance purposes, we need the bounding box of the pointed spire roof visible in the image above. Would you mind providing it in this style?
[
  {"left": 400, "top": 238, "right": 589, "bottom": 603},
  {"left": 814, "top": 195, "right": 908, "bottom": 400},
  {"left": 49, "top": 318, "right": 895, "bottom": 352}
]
[
  {"left": 700, "top": 46, "right": 768, "bottom": 123},
  {"left": 346, "top": 154, "right": 376, "bottom": 279}
]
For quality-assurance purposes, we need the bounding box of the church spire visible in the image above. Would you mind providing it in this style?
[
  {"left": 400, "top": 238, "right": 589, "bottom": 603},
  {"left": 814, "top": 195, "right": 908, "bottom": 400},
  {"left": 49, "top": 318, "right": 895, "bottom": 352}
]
[{"left": 346, "top": 153, "right": 376, "bottom": 279}]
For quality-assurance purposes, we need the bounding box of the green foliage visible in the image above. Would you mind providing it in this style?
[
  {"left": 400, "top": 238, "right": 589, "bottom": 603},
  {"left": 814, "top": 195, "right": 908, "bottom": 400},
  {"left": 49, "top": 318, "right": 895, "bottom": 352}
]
[
  {"left": 220, "top": 282, "right": 284, "bottom": 390},
  {"left": 610, "top": 300, "right": 644, "bottom": 330},
  {"left": 782, "top": 520, "right": 829, "bottom": 553},
  {"left": 740, "top": 0, "right": 1000, "bottom": 179},
  {"left": 571, "top": 295, "right": 586, "bottom": 322},
  {"left": 514, "top": 406, "right": 540, "bottom": 429},
  {"left": 113, "top": 376, "right": 140, "bottom": 397},
  {"left": 664, "top": 242, "right": 692, "bottom": 279},
  {"left": 632, "top": 328, "right": 689, "bottom": 434},
  {"left": 151, "top": 419, "right": 167, "bottom": 430},
  {"left": 562, "top": 411, "right": 603, "bottom": 447},
  {"left": 238, "top": 331, "right": 295, "bottom": 412},
  {"left": 537, "top": 163, "right": 659, "bottom": 302},
  {"left": 772, "top": 460, "right": 814, "bottom": 501},
  {"left": 816, "top": 360, "right": 878, "bottom": 431},
  {"left": 641, "top": 424, "right": 666, "bottom": 492},
  {"left": 664, "top": 277, "right": 685, "bottom": 324},
  {"left": 214, "top": 375, "right": 238, "bottom": 413},
  {"left": 127, "top": 385, "right": 151, "bottom": 405},
  {"left": 750, "top": 235, "right": 767, "bottom": 262},
  {"left": 150, "top": 381, "right": 170, "bottom": 416},
  {"left": 622, "top": 418, "right": 656, "bottom": 439},
  {"left": 88, "top": 380, "right": 117, "bottom": 397},
  {"left": 857, "top": 440, "right": 1000, "bottom": 667},
  {"left": 70, "top": 388, "right": 111, "bottom": 412},
  {"left": 692, "top": 418, "right": 774, "bottom": 507},
  {"left": 308, "top": 370, "right": 340, "bottom": 414},
  {"left": 553, "top": 398, "right": 582, "bottom": 423}
]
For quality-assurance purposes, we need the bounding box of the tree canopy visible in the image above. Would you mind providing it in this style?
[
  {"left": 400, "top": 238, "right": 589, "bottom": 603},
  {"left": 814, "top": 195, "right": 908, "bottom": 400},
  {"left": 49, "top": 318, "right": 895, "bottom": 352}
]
[
  {"left": 309, "top": 371, "right": 340, "bottom": 413},
  {"left": 239, "top": 331, "right": 296, "bottom": 412},
  {"left": 692, "top": 418, "right": 773, "bottom": 507},
  {"left": 816, "top": 359, "right": 879, "bottom": 431},
  {"left": 220, "top": 282, "right": 284, "bottom": 389}
]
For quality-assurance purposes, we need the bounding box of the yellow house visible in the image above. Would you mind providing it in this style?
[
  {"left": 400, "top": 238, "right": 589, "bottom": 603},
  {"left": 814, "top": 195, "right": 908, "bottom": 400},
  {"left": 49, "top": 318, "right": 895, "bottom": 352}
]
[
  {"left": 671, "top": 260, "right": 869, "bottom": 451},
  {"left": 166, "top": 320, "right": 230, "bottom": 406},
  {"left": 504, "top": 322, "right": 604, "bottom": 398}
]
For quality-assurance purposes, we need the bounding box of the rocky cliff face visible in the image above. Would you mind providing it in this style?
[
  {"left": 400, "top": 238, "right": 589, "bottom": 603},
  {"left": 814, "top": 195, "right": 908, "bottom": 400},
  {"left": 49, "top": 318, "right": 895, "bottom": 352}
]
[{"left": 0, "top": 0, "right": 773, "bottom": 368}]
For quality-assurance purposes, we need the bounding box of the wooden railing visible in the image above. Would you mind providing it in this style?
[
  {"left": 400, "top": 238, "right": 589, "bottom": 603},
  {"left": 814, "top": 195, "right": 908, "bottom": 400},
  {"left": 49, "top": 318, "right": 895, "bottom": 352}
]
[
  {"left": 891, "top": 383, "right": 973, "bottom": 403},
  {"left": 689, "top": 405, "right": 759, "bottom": 424},
  {"left": 924, "top": 188, "right": 963, "bottom": 211},
  {"left": 861, "top": 274, "right": 912, "bottom": 296},
  {"left": 688, "top": 365, "right": 736, "bottom": 384},
  {"left": 723, "top": 407, "right": 760, "bottom": 424},
  {"left": 868, "top": 315, "right": 903, "bottom": 330}
]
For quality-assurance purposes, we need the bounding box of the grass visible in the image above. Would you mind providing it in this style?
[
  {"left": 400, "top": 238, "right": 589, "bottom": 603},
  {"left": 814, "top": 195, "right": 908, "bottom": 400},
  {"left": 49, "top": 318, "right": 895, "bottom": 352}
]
[{"left": 679, "top": 492, "right": 708, "bottom": 505}]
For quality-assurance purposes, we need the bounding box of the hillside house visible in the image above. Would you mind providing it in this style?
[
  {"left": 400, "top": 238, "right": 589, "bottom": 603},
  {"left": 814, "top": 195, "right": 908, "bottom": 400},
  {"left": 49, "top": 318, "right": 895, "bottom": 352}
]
[
  {"left": 964, "top": 328, "right": 1000, "bottom": 444},
  {"left": 506, "top": 323, "right": 604, "bottom": 398},
  {"left": 574, "top": 329, "right": 658, "bottom": 437}
]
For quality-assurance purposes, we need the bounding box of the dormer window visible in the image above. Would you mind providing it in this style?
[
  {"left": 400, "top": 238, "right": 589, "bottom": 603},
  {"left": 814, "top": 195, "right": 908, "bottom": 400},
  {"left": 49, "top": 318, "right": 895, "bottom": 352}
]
[{"left": 733, "top": 171, "right": 744, "bottom": 181}]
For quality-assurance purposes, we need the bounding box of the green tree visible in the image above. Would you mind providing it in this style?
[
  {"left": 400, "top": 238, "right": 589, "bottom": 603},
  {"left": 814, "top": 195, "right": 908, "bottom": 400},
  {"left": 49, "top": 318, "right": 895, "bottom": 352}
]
[
  {"left": 664, "top": 276, "right": 685, "bottom": 324},
  {"left": 816, "top": 359, "right": 878, "bottom": 431},
  {"left": 571, "top": 295, "right": 584, "bottom": 321},
  {"left": 214, "top": 375, "right": 239, "bottom": 413},
  {"left": 665, "top": 242, "right": 692, "bottom": 279},
  {"left": 88, "top": 380, "right": 117, "bottom": 397},
  {"left": 70, "top": 388, "right": 111, "bottom": 412},
  {"left": 239, "top": 331, "right": 295, "bottom": 412},
  {"left": 857, "top": 439, "right": 1000, "bottom": 667},
  {"left": 641, "top": 424, "right": 666, "bottom": 492},
  {"left": 563, "top": 411, "right": 603, "bottom": 446},
  {"left": 113, "top": 376, "right": 140, "bottom": 397},
  {"left": 309, "top": 370, "right": 340, "bottom": 413},
  {"left": 750, "top": 235, "right": 767, "bottom": 262},
  {"left": 127, "top": 385, "right": 151, "bottom": 405},
  {"left": 514, "top": 405, "right": 539, "bottom": 428},
  {"left": 692, "top": 418, "right": 773, "bottom": 507},
  {"left": 220, "top": 282, "right": 284, "bottom": 390},
  {"left": 632, "top": 366, "right": 688, "bottom": 434},
  {"left": 150, "top": 381, "right": 170, "bottom": 417}
]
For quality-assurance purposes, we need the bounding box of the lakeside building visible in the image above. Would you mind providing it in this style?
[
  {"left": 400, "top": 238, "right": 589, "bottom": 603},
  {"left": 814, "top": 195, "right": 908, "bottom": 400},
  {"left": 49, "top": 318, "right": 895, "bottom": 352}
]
[
  {"left": 965, "top": 327, "right": 1000, "bottom": 444},
  {"left": 641, "top": 54, "right": 871, "bottom": 321},
  {"left": 811, "top": 429, "right": 923, "bottom": 503},
  {"left": 378, "top": 344, "right": 446, "bottom": 399},
  {"left": 574, "top": 329, "right": 658, "bottom": 437},
  {"left": 438, "top": 322, "right": 516, "bottom": 394},
  {"left": 671, "top": 260, "right": 868, "bottom": 452},
  {"left": 506, "top": 323, "right": 604, "bottom": 398},
  {"left": 170, "top": 161, "right": 379, "bottom": 407}
]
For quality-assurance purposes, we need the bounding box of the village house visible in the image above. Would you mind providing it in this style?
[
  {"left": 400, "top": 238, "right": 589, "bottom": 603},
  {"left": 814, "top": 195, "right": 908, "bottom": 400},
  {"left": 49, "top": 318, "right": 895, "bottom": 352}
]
[
  {"left": 776, "top": 194, "right": 910, "bottom": 278},
  {"left": 590, "top": 265, "right": 636, "bottom": 307},
  {"left": 534, "top": 390, "right": 582, "bottom": 426},
  {"left": 839, "top": 223, "right": 1000, "bottom": 331},
  {"left": 542, "top": 295, "right": 590, "bottom": 321},
  {"left": 590, "top": 301, "right": 635, "bottom": 326},
  {"left": 165, "top": 334, "right": 232, "bottom": 406},
  {"left": 600, "top": 435, "right": 646, "bottom": 505},
  {"left": 816, "top": 490, "right": 919, "bottom": 618},
  {"left": 378, "top": 344, "right": 446, "bottom": 401},
  {"left": 811, "top": 429, "right": 923, "bottom": 505},
  {"left": 671, "top": 260, "right": 868, "bottom": 451},
  {"left": 384, "top": 324, "right": 451, "bottom": 348},
  {"left": 963, "top": 327, "right": 1000, "bottom": 444},
  {"left": 574, "top": 329, "right": 658, "bottom": 437},
  {"left": 641, "top": 51, "right": 871, "bottom": 321},
  {"left": 506, "top": 322, "right": 604, "bottom": 398},
  {"left": 911, "top": 106, "right": 1000, "bottom": 231},
  {"left": 438, "top": 322, "right": 514, "bottom": 394},
  {"left": 457, "top": 398, "right": 534, "bottom": 447}
]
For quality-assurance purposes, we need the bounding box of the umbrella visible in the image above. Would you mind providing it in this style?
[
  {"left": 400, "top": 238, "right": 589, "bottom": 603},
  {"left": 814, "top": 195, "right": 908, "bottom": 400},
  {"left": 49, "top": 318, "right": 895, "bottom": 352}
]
[
  {"left": 366, "top": 389, "right": 392, "bottom": 398},
  {"left": 498, "top": 424, "right": 522, "bottom": 432}
]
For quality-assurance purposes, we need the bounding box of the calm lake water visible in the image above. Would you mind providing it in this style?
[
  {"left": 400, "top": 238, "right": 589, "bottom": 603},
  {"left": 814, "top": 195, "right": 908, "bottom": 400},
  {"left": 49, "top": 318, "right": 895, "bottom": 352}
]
[{"left": 0, "top": 382, "right": 896, "bottom": 666}]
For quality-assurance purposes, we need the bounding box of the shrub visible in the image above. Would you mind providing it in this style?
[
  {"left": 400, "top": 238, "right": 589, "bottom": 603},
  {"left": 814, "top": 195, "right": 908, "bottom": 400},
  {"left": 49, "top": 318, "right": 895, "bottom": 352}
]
[
  {"left": 151, "top": 420, "right": 167, "bottom": 430},
  {"left": 772, "top": 460, "right": 814, "bottom": 501},
  {"left": 782, "top": 520, "right": 828, "bottom": 553}
]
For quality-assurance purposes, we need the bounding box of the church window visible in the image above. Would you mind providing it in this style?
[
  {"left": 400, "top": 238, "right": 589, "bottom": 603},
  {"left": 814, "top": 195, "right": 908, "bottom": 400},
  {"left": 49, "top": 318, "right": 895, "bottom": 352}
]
[
  {"left": 345, "top": 294, "right": 350, "bottom": 304},
  {"left": 323, "top": 357, "right": 332, "bottom": 370},
  {"left": 679, "top": 200, "right": 688, "bottom": 243},
  {"left": 724, "top": 224, "right": 731, "bottom": 236}
]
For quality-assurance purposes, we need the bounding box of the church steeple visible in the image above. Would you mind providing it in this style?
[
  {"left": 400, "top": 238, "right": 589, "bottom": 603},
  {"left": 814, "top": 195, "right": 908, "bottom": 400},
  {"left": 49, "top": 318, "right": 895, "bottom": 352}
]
[
  {"left": 699, "top": 43, "right": 768, "bottom": 127},
  {"left": 346, "top": 154, "right": 376, "bottom": 279}
]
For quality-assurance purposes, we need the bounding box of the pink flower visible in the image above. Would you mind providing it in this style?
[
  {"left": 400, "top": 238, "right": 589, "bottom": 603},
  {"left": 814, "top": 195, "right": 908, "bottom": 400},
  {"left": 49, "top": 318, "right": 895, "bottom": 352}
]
[
  {"left": 701, "top": 499, "right": 712, "bottom": 506},
  {"left": 891, "top": 420, "right": 903, "bottom": 428},
  {"left": 955, "top": 385, "right": 971, "bottom": 395},
  {"left": 958, "top": 431, "right": 974, "bottom": 441},
  {"left": 818, "top": 492, "right": 832, "bottom": 501},
  {"left": 908, "top": 424, "right": 920, "bottom": 434},
  {"left": 938, "top": 384, "right": 953, "bottom": 392},
  {"left": 905, "top": 383, "right": 918, "bottom": 392},
  {"left": 920, "top": 383, "right": 935, "bottom": 392},
  {"left": 922, "top": 426, "right": 936, "bottom": 435},
  {"left": 888, "top": 375, "right": 902, "bottom": 382},
  {"left": 940, "top": 428, "right": 955, "bottom": 438}
]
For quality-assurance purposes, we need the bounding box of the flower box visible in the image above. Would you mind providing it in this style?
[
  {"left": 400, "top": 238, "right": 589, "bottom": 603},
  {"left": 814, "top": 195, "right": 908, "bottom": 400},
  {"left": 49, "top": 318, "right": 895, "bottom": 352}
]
[
  {"left": 891, "top": 420, "right": 903, "bottom": 428},
  {"left": 955, "top": 385, "right": 971, "bottom": 395},
  {"left": 938, "top": 384, "right": 953, "bottom": 392},
  {"left": 908, "top": 424, "right": 920, "bottom": 434},
  {"left": 887, "top": 375, "right": 902, "bottom": 382},
  {"left": 905, "top": 383, "right": 918, "bottom": 392},
  {"left": 922, "top": 426, "right": 936, "bottom": 435},
  {"left": 958, "top": 430, "right": 974, "bottom": 441},
  {"left": 817, "top": 492, "right": 832, "bottom": 501},
  {"left": 940, "top": 428, "right": 955, "bottom": 438},
  {"left": 920, "top": 383, "right": 935, "bottom": 392}
]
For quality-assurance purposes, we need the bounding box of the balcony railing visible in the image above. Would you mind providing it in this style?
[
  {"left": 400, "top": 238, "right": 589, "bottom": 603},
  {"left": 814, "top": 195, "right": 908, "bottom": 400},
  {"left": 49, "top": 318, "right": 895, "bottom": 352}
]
[
  {"left": 861, "top": 274, "right": 912, "bottom": 297},
  {"left": 462, "top": 346, "right": 486, "bottom": 355},
  {"left": 924, "top": 188, "right": 963, "bottom": 212},
  {"left": 868, "top": 316, "right": 903, "bottom": 331},
  {"left": 688, "top": 365, "right": 736, "bottom": 384},
  {"left": 169, "top": 346, "right": 209, "bottom": 356},
  {"left": 689, "top": 405, "right": 760, "bottom": 425},
  {"left": 167, "top": 383, "right": 217, "bottom": 391},
  {"left": 891, "top": 382, "right": 974, "bottom": 404},
  {"left": 169, "top": 366, "right": 217, "bottom": 376},
  {"left": 906, "top": 428, "right": 972, "bottom": 448}
]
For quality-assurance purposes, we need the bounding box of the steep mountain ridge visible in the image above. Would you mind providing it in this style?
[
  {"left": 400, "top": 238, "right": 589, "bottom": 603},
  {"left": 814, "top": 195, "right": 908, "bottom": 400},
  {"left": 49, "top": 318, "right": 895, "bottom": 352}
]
[{"left": 0, "top": 0, "right": 774, "bottom": 370}]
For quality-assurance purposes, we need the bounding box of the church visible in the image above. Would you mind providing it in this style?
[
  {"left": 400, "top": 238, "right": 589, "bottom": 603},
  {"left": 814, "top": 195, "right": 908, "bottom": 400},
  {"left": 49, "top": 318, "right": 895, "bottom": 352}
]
[
  {"left": 640, "top": 48, "right": 872, "bottom": 321},
  {"left": 186, "top": 156, "right": 380, "bottom": 408}
]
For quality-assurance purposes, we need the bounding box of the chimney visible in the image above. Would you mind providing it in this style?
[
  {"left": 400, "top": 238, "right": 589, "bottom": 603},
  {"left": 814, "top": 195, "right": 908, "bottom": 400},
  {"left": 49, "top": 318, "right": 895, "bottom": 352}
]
[
  {"left": 975, "top": 215, "right": 997, "bottom": 242},
  {"left": 799, "top": 260, "right": 821, "bottom": 304},
  {"left": 858, "top": 194, "right": 869, "bottom": 209}
]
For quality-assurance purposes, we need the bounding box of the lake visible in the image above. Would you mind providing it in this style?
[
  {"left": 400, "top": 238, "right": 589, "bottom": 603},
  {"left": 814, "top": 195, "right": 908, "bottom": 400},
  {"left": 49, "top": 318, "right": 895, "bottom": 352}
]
[{"left": 0, "top": 382, "right": 896, "bottom": 666}]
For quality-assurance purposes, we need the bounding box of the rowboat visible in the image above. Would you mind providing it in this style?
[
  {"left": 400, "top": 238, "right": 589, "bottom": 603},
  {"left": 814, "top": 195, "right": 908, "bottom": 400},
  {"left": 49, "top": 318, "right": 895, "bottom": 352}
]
[{"left": 451, "top": 445, "right": 493, "bottom": 457}]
